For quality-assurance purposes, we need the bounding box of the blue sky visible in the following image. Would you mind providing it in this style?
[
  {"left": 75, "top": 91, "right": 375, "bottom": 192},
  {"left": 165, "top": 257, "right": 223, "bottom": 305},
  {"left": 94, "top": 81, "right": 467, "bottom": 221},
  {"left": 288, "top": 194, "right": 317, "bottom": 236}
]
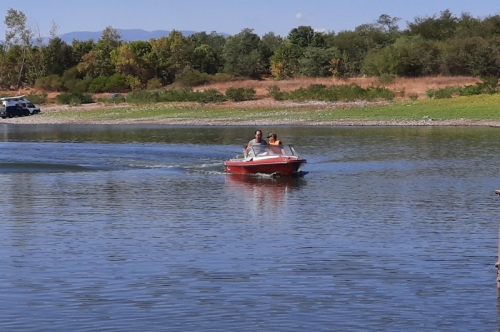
[{"left": 1, "top": 0, "right": 499, "bottom": 38}]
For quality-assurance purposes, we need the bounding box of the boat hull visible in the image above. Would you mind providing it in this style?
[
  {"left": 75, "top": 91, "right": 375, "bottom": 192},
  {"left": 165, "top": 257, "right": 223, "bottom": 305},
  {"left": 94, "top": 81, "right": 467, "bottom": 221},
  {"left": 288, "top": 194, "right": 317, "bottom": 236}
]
[{"left": 224, "top": 157, "right": 306, "bottom": 176}]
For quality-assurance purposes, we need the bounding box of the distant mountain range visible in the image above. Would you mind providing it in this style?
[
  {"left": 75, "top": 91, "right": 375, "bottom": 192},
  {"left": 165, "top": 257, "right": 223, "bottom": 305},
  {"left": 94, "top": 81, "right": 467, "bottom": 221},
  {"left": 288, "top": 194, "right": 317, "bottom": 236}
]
[{"left": 55, "top": 29, "right": 228, "bottom": 44}]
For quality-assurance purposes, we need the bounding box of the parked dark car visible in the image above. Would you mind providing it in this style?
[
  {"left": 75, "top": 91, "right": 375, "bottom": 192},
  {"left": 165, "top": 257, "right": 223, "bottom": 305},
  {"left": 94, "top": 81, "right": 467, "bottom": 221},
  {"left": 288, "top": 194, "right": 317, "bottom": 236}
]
[{"left": 0, "top": 105, "right": 27, "bottom": 118}]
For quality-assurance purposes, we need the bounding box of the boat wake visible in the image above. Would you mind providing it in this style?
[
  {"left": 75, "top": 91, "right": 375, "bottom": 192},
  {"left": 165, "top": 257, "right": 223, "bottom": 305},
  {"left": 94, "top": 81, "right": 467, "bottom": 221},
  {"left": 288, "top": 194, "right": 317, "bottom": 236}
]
[{"left": 0, "top": 162, "right": 90, "bottom": 173}]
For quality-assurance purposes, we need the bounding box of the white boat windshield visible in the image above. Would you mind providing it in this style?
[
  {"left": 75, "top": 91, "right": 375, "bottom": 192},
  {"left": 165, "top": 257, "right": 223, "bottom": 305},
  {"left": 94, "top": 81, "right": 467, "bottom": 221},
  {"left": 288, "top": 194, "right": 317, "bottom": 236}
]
[{"left": 247, "top": 144, "right": 299, "bottom": 158}]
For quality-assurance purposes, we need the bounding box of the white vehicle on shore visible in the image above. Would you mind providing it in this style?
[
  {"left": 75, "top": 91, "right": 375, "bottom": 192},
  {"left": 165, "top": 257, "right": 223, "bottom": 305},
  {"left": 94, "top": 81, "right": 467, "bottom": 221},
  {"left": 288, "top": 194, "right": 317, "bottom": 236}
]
[{"left": 0, "top": 95, "right": 41, "bottom": 118}]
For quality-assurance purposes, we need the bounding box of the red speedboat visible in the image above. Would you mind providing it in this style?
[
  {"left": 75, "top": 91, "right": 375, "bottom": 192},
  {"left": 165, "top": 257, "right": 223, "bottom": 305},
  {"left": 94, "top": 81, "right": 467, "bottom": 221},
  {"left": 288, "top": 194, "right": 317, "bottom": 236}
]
[{"left": 224, "top": 145, "right": 307, "bottom": 176}]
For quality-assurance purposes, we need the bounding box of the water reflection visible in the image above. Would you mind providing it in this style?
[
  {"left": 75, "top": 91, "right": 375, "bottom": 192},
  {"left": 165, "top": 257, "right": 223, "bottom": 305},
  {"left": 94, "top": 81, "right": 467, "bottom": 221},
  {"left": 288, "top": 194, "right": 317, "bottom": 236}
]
[{"left": 224, "top": 174, "right": 306, "bottom": 218}]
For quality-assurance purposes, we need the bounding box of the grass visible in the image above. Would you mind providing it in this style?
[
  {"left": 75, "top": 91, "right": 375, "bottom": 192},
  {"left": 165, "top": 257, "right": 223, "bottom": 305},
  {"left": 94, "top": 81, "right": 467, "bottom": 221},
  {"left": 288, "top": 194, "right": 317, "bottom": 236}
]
[
  {"left": 364, "top": 94, "right": 500, "bottom": 121},
  {"left": 42, "top": 93, "right": 500, "bottom": 124}
]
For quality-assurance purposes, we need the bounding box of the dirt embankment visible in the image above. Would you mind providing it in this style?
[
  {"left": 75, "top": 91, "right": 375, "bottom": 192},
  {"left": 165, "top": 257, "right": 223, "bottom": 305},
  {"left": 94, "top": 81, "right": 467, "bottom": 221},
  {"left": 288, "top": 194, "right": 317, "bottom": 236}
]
[
  {"left": 196, "top": 76, "right": 480, "bottom": 100},
  {"left": 2, "top": 76, "right": 480, "bottom": 105}
]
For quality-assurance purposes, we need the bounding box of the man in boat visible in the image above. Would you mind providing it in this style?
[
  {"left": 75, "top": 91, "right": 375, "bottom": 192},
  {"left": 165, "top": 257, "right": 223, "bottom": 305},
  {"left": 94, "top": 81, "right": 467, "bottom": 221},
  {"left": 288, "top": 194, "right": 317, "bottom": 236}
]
[{"left": 244, "top": 129, "right": 267, "bottom": 157}]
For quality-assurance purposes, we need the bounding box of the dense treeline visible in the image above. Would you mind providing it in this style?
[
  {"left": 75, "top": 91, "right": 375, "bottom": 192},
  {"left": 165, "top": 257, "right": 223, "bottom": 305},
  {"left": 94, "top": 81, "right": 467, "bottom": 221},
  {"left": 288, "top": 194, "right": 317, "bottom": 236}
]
[{"left": 1, "top": 8, "right": 500, "bottom": 94}]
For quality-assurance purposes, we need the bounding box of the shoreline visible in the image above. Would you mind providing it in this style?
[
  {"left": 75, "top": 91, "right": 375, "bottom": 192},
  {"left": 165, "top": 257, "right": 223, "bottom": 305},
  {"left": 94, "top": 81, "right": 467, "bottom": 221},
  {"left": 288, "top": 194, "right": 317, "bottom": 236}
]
[{"left": 1, "top": 100, "right": 500, "bottom": 127}]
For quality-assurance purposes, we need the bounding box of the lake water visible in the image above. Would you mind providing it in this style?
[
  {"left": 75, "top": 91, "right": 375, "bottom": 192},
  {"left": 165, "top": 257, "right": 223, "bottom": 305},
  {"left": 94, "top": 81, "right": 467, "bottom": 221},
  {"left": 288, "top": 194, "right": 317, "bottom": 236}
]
[{"left": 0, "top": 124, "right": 498, "bottom": 331}]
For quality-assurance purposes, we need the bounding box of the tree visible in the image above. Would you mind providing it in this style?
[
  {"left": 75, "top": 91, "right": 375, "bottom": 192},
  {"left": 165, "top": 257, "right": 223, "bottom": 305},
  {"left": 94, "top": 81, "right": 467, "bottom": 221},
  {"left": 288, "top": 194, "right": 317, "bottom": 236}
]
[
  {"left": 287, "top": 26, "right": 328, "bottom": 48},
  {"left": 186, "top": 31, "right": 226, "bottom": 74},
  {"left": 77, "top": 26, "right": 122, "bottom": 78},
  {"left": 288, "top": 26, "right": 315, "bottom": 47},
  {"left": 441, "top": 37, "right": 498, "bottom": 76},
  {"left": 26, "top": 20, "right": 60, "bottom": 83},
  {"left": 188, "top": 31, "right": 226, "bottom": 52},
  {"left": 481, "top": 15, "right": 500, "bottom": 37},
  {"left": 42, "top": 37, "right": 74, "bottom": 76},
  {"left": 3, "top": 8, "right": 34, "bottom": 88},
  {"left": 0, "top": 45, "right": 23, "bottom": 88},
  {"left": 167, "top": 30, "right": 189, "bottom": 74},
  {"left": 455, "top": 12, "right": 483, "bottom": 39},
  {"left": 70, "top": 39, "right": 95, "bottom": 64},
  {"left": 361, "top": 36, "right": 440, "bottom": 77},
  {"left": 148, "top": 37, "right": 172, "bottom": 84},
  {"left": 261, "top": 32, "right": 284, "bottom": 54},
  {"left": 147, "top": 31, "right": 190, "bottom": 85},
  {"left": 100, "top": 26, "right": 122, "bottom": 48},
  {"left": 407, "top": 9, "right": 458, "bottom": 40},
  {"left": 3, "top": 8, "right": 33, "bottom": 48},
  {"left": 261, "top": 32, "right": 285, "bottom": 71},
  {"left": 330, "top": 30, "right": 368, "bottom": 77},
  {"left": 360, "top": 46, "right": 397, "bottom": 76},
  {"left": 190, "top": 44, "right": 219, "bottom": 74},
  {"left": 111, "top": 41, "right": 153, "bottom": 88},
  {"left": 376, "top": 14, "right": 400, "bottom": 33},
  {"left": 222, "top": 28, "right": 266, "bottom": 78},
  {"left": 298, "top": 47, "right": 339, "bottom": 77},
  {"left": 270, "top": 44, "right": 302, "bottom": 80}
]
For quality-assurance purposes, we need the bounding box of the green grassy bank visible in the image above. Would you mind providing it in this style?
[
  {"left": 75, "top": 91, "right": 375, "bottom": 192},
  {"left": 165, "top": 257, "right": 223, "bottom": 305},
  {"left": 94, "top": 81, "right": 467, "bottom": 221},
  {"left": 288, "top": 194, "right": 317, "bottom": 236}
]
[{"left": 42, "top": 93, "right": 500, "bottom": 124}]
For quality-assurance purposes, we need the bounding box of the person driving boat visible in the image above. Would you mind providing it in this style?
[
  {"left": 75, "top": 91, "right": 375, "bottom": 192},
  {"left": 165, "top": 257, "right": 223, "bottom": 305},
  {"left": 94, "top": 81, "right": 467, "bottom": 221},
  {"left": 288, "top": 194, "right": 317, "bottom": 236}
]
[{"left": 244, "top": 129, "right": 267, "bottom": 157}]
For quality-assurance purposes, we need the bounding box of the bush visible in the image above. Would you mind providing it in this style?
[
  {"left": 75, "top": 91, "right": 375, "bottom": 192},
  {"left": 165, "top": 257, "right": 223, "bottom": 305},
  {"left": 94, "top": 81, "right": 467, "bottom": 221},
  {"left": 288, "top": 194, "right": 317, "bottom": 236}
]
[
  {"left": 425, "top": 89, "right": 435, "bottom": 99},
  {"left": 479, "top": 76, "right": 498, "bottom": 94},
  {"left": 195, "top": 89, "right": 226, "bottom": 103},
  {"left": 433, "top": 89, "right": 451, "bottom": 99},
  {"left": 105, "top": 73, "right": 129, "bottom": 92},
  {"left": 125, "top": 75, "right": 142, "bottom": 91},
  {"left": 26, "top": 92, "right": 48, "bottom": 104},
  {"left": 225, "top": 87, "right": 256, "bottom": 101},
  {"left": 267, "top": 85, "right": 285, "bottom": 101},
  {"left": 162, "top": 88, "right": 195, "bottom": 102},
  {"left": 175, "top": 69, "right": 211, "bottom": 87},
  {"left": 433, "top": 86, "right": 461, "bottom": 99},
  {"left": 332, "top": 83, "right": 367, "bottom": 101},
  {"left": 62, "top": 66, "right": 84, "bottom": 81},
  {"left": 408, "top": 93, "right": 419, "bottom": 101},
  {"left": 267, "top": 83, "right": 394, "bottom": 102},
  {"left": 459, "top": 84, "right": 483, "bottom": 96},
  {"left": 56, "top": 92, "right": 93, "bottom": 105},
  {"left": 147, "top": 78, "right": 162, "bottom": 90},
  {"left": 87, "top": 76, "right": 108, "bottom": 93},
  {"left": 306, "top": 84, "right": 328, "bottom": 100},
  {"left": 126, "top": 90, "right": 162, "bottom": 103},
  {"left": 175, "top": 70, "right": 233, "bottom": 87},
  {"left": 211, "top": 73, "right": 233, "bottom": 83},
  {"left": 64, "top": 79, "right": 90, "bottom": 93},
  {"left": 35, "top": 75, "right": 64, "bottom": 91},
  {"left": 126, "top": 88, "right": 225, "bottom": 104},
  {"left": 378, "top": 73, "right": 396, "bottom": 84},
  {"left": 365, "top": 86, "right": 394, "bottom": 101}
]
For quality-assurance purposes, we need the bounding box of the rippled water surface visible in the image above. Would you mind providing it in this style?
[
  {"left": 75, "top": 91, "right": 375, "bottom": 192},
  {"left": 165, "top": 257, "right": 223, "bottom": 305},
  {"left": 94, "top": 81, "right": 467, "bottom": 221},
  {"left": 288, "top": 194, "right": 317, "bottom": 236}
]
[{"left": 0, "top": 124, "right": 498, "bottom": 331}]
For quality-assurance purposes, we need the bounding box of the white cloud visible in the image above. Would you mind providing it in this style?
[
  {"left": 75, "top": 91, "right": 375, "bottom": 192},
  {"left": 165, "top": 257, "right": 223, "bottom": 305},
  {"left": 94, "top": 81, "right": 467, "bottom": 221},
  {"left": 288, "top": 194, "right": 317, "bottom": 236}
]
[
  {"left": 315, "top": 28, "right": 326, "bottom": 33},
  {"left": 295, "top": 12, "right": 303, "bottom": 19}
]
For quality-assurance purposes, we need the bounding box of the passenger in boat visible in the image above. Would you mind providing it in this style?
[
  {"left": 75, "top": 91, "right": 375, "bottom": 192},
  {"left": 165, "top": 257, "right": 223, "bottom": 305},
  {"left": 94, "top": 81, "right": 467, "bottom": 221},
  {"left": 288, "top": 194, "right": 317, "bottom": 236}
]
[
  {"left": 267, "top": 133, "right": 282, "bottom": 145},
  {"left": 244, "top": 129, "right": 267, "bottom": 157},
  {"left": 267, "top": 133, "right": 285, "bottom": 155}
]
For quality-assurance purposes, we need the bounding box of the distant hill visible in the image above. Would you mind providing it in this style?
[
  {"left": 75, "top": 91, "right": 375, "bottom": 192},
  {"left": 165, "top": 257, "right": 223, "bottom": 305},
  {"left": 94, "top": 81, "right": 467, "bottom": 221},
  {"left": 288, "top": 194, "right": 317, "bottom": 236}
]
[{"left": 56, "top": 29, "right": 228, "bottom": 44}]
